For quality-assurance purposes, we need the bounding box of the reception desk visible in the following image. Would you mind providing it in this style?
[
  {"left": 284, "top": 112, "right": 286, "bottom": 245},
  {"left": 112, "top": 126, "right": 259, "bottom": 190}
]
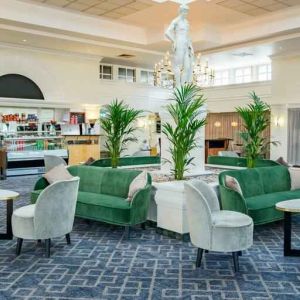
[{"left": 63, "top": 135, "right": 100, "bottom": 165}]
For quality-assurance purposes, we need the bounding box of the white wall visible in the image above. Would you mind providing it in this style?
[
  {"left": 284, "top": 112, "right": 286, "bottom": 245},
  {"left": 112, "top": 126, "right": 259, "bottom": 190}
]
[
  {"left": 270, "top": 55, "right": 300, "bottom": 161},
  {"left": 203, "top": 81, "right": 272, "bottom": 112},
  {"left": 0, "top": 45, "right": 169, "bottom": 112}
]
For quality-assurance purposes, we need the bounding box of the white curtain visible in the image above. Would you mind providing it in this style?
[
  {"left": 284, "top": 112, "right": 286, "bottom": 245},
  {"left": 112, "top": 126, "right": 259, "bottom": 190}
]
[{"left": 288, "top": 109, "right": 300, "bottom": 165}]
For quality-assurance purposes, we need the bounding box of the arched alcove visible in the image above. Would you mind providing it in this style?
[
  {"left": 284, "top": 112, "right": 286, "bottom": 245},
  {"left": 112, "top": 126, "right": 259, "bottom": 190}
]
[{"left": 0, "top": 74, "right": 44, "bottom": 100}]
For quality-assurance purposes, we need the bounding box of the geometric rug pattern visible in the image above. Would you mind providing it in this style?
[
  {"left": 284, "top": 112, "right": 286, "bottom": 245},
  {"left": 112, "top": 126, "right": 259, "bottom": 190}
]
[{"left": 1, "top": 176, "right": 300, "bottom": 299}]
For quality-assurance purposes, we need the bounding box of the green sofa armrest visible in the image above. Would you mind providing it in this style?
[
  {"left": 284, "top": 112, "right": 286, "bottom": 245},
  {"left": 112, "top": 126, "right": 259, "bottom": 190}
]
[
  {"left": 33, "top": 177, "right": 49, "bottom": 191},
  {"left": 219, "top": 185, "right": 248, "bottom": 214},
  {"left": 129, "top": 184, "right": 152, "bottom": 225}
]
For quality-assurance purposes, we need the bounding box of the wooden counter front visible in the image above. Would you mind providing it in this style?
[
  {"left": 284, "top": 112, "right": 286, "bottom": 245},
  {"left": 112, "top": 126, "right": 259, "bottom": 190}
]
[{"left": 64, "top": 135, "right": 100, "bottom": 165}]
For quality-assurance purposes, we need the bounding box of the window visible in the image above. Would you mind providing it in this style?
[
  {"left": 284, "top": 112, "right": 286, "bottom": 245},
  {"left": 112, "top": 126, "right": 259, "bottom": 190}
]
[
  {"left": 214, "top": 70, "right": 229, "bottom": 86},
  {"left": 234, "top": 67, "right": 252, "bottom": 84},
  {"left": 141, "top": 70, "right": 154, "bottom": 85},
  {"left": 118, "top": 67, "right": 136, "bottom": 82},
  {"left": 99, "top": 64, "right": 113, "bottom": 80},
  {"left": 161, "top": 73, "right": 174, "bottom": 89},
  {"left": 258, "top": 64, "right": 272, "bottom": 81}
]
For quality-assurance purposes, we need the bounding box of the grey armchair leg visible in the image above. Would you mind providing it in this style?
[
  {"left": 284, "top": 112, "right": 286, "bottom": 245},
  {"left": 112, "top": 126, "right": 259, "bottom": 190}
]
[
  {"left": 45, "top": 239, "right": 51, "bottom": 258},
  {"left": 66, "top": 233, "right": 71, "bottom": 245},
  {"left": 232, "top": 252, "right": 239, "bottom": 272},
  {"left": 16, "top": 238, "right": 23, "bottom": 256},
  {"left": 124, "top": 226, "right": 130, "bottom": 239},
  {"left": 196, "top": 248, "right": 204, "bottom": 268}
]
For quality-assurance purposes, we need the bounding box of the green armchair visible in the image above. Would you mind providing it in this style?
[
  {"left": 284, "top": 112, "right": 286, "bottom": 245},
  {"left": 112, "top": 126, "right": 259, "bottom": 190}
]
[{"left": 31, "top": 165, "right": 152, "bottom": 237}]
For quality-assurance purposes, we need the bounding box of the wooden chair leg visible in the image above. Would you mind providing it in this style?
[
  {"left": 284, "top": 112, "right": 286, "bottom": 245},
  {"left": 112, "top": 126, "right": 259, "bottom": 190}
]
[
  {"left": 124, "top": 226, "right": 130, "bottom": 239},
  {"left": 232, "top": 252, "right": 239, "bottom": 272},
  {"left": 196, "top": 248, "right": 204, "bottom": 268},
  {"left": 45, "top": 239, "right": 51, "bottom": 258},
  {"left": 66, "top": 233, "right": 71, "bottom": 245},
  {"left": 16, "top": 238, "right": 23, "bottom": 256}
]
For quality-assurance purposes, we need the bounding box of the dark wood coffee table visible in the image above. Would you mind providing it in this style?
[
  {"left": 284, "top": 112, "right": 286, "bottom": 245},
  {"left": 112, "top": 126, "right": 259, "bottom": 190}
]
[{"left": 276, "top": 199, "right": 300, "bottom": 256}]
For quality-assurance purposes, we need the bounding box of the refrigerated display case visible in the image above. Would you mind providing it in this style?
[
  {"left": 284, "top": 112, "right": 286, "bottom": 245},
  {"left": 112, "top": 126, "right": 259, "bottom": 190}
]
[{"left": 2, "top": 132, "right": 68, "bottom": 176}]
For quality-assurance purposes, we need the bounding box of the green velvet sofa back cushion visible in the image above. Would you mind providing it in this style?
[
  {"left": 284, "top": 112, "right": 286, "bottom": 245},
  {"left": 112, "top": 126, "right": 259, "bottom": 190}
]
[
  {"left": 219, "top": 166, "right": 291, "bottom": 197},
  {"left": 208, "top": 156, "right": 279, "bottom": 168},
  {"left": 67, "top": 165, "right": 151, "bottom": 198},
  {"left": 90, "top": 156, "right": 160, "bottom": 167},
  {"left": 258, "top": 165, "right": 291, "bottom": 193}
]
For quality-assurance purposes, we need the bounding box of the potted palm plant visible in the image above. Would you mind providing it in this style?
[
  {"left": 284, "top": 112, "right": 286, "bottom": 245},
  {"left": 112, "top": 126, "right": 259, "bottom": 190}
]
[
  {"left": 162, "top": 83, "right": 206, "bottom": 180},
  {"left": 153, "top": 84, "right": 207, "bottom": 237},
  {"left": 100, "top": 99, "right": 142, "bottom": 168},
  {"left": 236, "top": 92, "right": 272, "bottom": 168}
]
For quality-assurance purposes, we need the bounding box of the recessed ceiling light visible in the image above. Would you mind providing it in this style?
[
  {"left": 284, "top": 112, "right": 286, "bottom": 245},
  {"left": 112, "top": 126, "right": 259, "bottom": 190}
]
[
  {"left": 118, "top": 54, "right": 135, "bottom": 58},
  {"left": 232, "top": 52, "right": 253, "bottom": 57},
  {"left": 22, "top": 39, "right": 27, "bottom": 43}
]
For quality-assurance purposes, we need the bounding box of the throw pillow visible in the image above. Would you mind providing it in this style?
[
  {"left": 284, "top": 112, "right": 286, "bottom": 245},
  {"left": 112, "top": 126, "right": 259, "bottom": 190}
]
[
  {"left": 127, "top": 171, "right": 148, "bottom": 201},
  {"left": 225, "top": 175, "right": 243, "bottom": 196},
  {"left": 289, "top": 167, "right": 300, "bottom": 190},
  {"left": 43, "top": 164, "right": 73, "bottom": 184},
  {"left": 276, "top": 156, "right": 289, "bottom": 167},
  {"left": 84, "top": 157, "right": 95, "bottom": 165}
]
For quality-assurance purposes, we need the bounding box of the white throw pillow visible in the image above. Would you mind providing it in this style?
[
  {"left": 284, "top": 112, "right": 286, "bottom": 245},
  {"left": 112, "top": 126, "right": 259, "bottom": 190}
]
[
  {"left": 289, "top": 167, "right": 300, "bottom": 190},
  {"left": 225, "top": 175, "right": 243, "bottom": 196},
  {"left": 127, "top": 171, "right": 148, "bottom": 201},
  {"left": 43, "top": 164, "right": 73, "bottom": 184}
]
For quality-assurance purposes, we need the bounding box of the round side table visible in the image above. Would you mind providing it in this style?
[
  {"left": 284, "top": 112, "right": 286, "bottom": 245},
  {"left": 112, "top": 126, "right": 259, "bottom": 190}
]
[
  {"left": 0, "top": 190, "right": 19, "bottom": 240},
  {"left": 276, "top": 199, "right": 300, "bottom": 257}
]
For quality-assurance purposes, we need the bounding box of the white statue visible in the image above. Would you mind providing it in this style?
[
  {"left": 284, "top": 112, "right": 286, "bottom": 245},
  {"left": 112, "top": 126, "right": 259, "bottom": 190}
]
[{"left": 165, "top": 4, "right": 194, "bottom": 87}]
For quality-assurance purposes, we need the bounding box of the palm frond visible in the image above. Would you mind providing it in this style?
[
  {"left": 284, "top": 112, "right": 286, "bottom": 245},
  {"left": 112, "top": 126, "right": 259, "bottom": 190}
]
[
  {"left": 100, "top": 99, "right": 143, "bottom": 167},
  {"left": 162, "top": 83, "right": 206, "bottom": 180},
  {"left": 236, "top": 92, "right": 273, "bottom": 168}
]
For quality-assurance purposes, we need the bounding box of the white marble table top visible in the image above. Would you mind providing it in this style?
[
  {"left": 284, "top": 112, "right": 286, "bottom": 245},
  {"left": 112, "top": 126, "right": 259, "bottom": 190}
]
[
  {"left": 276, "top": 199, "right": 300, "bottom": 213},
  {"left": 0, "top": 190, "right": 19, "bottom": 201}
]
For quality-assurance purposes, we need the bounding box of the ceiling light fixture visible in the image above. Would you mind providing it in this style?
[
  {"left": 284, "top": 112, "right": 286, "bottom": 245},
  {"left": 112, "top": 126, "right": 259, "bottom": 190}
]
[
  {"left": 153, "top": 52, "right": 215, "bottom": 89},
  {"left": 22, "top": 39, "right": 27, "bottom": 43}
]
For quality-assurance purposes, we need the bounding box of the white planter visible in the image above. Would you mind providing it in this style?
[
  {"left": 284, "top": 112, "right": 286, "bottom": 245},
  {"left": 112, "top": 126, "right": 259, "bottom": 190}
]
[
  {"left": 151, "top": 180, "right": 220, "bottom": 235},
  {"left": 153, "top": 181, "right": 189, "bottom": 234}
]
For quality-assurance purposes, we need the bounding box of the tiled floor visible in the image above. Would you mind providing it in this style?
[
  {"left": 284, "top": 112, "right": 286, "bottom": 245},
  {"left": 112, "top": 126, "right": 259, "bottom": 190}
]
[{"left": 0, "top": 174, "right": 300, "bottom": 299}]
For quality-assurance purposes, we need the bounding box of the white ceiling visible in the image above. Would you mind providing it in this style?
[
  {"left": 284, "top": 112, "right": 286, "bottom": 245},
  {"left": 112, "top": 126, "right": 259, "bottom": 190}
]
[
  {"left": 30, "top": 0, "right": 155, "bottom": 19},
  {"left": 215, "top": 0, "right": 300, "bottom": 16},
  {"left": 1, "top": 0, "right": 300, "bottom": 69}
]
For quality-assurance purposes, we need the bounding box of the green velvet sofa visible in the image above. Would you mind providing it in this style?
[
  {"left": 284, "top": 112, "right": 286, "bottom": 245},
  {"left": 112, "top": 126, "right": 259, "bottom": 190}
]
[
  {"left": 31, "top": 165, "right": 152, "bottom": 237},
  {"left": 219, "top": 166, "right": 300, "bottom": 225},
  {"left": 208, "top": 156, "right": 279, "bottom": 168},
  {"left": 90, "top": 156, "right": 160, "bottom": 167}
]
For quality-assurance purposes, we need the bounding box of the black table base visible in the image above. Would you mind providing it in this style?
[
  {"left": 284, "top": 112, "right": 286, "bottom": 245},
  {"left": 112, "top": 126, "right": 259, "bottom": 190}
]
[
  {"left": 0, "top": 199, "right": 13, "bottom": 240},
  {"left": 283, "top": 211, "right": 300, "bottom": 256}
]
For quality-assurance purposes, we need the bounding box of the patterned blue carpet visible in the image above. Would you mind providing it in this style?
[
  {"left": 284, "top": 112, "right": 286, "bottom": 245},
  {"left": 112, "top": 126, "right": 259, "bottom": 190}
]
[{"left": 1, "top": 176, "right": 300, "bottom": 300}]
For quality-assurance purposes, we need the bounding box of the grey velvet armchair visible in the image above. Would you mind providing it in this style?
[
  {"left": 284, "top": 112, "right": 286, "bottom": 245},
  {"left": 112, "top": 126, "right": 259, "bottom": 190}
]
[
  {"left": 184, "top": 180, "right": 253, "bottom": 272},
  {"left": 44, "top": 155, "right": 67, "bottom": 172},
  {"left": 12, "top": 177, "right": 80, "bottom": 257}
]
